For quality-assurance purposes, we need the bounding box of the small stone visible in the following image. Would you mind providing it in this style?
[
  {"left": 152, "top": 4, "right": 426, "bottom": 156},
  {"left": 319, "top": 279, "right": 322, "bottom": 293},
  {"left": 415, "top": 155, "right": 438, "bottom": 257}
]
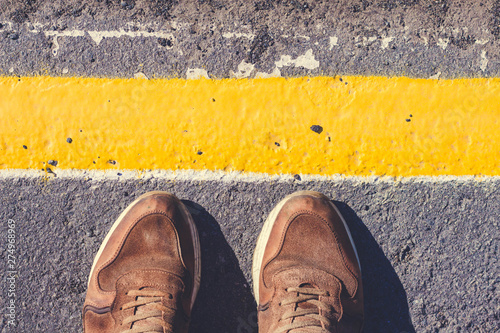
[
  {"left": 22, "top": 145, "right": 27, "bottom": 149},
  {"left": 197, "top": 151, "right": 203, "bottom": 155},
  {"left": 47, "top": 160, "right": 58, "bottom": 167},
  {"left": 294, "top": 174, "right": 301, "bottom": 181},
  {"left": 275, "top": 142, "right": 280, "bottom": 147},
  {"left": 108, "top": 160, "right": 117, "bottom": 165},
  {"left": 117, "top": 173, "right": 122, "bottom": 176},
  {"left": 406, "top": 119, "right": 411, "bottom": 122},
  {"left": 8, "top": 33, "right": 19, "bottom": 40},
  {"left": 66, "top": 137, "right": 73, "bottom": 143},
  {"left": 310, "top": 125, "right": 323, "bottom": 134}
]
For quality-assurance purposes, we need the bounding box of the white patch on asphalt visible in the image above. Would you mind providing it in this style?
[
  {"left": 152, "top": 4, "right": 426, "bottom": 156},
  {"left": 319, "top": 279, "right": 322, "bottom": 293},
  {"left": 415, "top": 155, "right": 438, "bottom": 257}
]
[
  {"left": 87, "top": 29, "right": 174, "bottom": 46},
  {"left": 45, "top": 30, "right": 85, "bottom": 56},
  {"left": 329, "top": 36, "right": 338, "bottom": 50},
  {"left": 480, "top": 50, "right": 488, "bottom": 72},
  {"left": 222, "top": 32, "right": 256, "bottom": 39},
  {"left": 134, "top": 72, "right": 149, "bottom": 79},
  {"left": 255, "top": 67, "right": 282, "bottom": 78},
  {"left": 231, "top": 60, "right": 255, "bottom": 78},
  {"left": 186, "top": 68, "right": 209, "bottom": 79},
  {"left": 8, "top": 67, "right": 14, "bottom": 73},
  {"left": 355, "top": 36, "right": 377, "bottom": 47},
  {"left": 429, "top": 71, "right": 441, "bottom": 80},
  {"left": 0, "top": 169, "right": 497, "bottom": 185},
  {"left": 275, "top": 49, "right": 319, "bottom": 70},
  {"left": 437, "top": 38, "right": 449, "bottom": 50},
  {"left": 380, "top": 37, "right": 395, "bottom": 50},
  {"left": 475, "top": 39, "right": 489, "bottom": 45}
]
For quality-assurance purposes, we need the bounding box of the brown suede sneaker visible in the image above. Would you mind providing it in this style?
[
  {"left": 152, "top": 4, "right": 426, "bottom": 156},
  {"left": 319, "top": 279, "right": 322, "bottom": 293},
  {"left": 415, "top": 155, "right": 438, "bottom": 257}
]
[
  {"left": 83, "top": 191, "right": 201, "bottom": 333},
  {"left": 252, "top": 191, "right": 364, "bottom": 332}
]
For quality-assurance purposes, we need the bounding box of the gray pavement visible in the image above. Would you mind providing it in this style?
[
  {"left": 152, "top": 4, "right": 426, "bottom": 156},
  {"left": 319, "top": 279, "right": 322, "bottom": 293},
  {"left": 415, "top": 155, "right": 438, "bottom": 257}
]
[
  {"left": 0, "top": 172, "right": 498, "bottom": 332},
  {"left": 1, "top": 0, "right": 500, "bottom": 78},
  {"left": 1, "top": 1, "right": 500, "bottom": 332}
]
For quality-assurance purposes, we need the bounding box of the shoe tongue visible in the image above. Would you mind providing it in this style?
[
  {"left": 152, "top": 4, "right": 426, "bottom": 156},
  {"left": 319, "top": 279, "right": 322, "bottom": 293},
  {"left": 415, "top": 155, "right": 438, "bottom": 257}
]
[
  {"left": 116, "top": 269, "right": 185, "bottom": 292},
  {"left": 275, "top": 267, "right": 343, "bottom": 321},
  {"left": 275, "top": 267, "right": 341, "bottom": 292}
]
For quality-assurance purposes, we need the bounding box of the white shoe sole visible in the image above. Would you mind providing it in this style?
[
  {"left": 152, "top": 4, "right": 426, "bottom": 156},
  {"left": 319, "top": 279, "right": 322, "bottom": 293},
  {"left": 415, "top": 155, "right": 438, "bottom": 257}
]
[
  {"left": 87, "top": 191, "right": 201, "bottom": 309},
  {"left": 251, "top": 191, "right": 361, "bottom": 304}
]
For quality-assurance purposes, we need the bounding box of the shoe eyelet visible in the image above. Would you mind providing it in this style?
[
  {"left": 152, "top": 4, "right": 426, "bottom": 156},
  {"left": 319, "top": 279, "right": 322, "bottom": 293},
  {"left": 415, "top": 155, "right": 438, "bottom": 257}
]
[{"left": 168, "top": 294, "right": 173, "bottom": 299}]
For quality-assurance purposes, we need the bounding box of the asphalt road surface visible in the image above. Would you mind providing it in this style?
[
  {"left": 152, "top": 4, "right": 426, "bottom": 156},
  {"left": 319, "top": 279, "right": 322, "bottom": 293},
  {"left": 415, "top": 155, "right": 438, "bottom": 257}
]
[
  {"left": 0, "top": 171, "right": 498, "bottom": 332},
  {"left": 1, "top": 0, "right": 499, "bottom": 78},
  {"left": 1, "top": 1, "right": 499, "bottom": 332}
]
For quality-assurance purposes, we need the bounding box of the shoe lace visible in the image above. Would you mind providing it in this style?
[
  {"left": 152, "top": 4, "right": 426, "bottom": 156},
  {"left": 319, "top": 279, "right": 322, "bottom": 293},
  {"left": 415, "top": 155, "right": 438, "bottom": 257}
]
[
  {"left": 277, "top": 286, "right": 332, "bottom": 333},
  {"left": 121, "top": 289, "right": 175, "bottom": 333}
]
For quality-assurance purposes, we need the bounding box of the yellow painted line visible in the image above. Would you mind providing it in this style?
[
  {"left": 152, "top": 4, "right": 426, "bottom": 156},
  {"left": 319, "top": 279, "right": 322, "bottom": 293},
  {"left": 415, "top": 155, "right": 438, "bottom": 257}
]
[{"left": 1, "top": 76, "right": 499, "bottom": 176}]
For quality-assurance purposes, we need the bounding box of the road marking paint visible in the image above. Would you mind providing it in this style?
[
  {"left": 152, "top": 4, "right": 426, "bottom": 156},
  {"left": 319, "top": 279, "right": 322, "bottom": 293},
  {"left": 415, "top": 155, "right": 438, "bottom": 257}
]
[
  {"left": 4, "top": 20, "right": 494, "bottom": 55},
  {"left": 1, "top": 169, "right": 498, "bottom": 184},
  {"left": 437, "top": 38, "right": 450, "bottom": 50},
  {"left": 274, "top": 49, "right": 319, "bottom": 70},
  {"left": 480, "top": 50, "right": 489, "bottom": 72},
  {"left": 231, "top": 61, "right": 255, "bottom": 78},
  {"left": 186, "top": 68, "right": 209, "bottom": 79},
  {"left": 255, "top": 68, "right": 282, "bottom": 78},
  {"left": 87, "top": 29, "right": 174, "bottom": 46},
  {"left": 380, "top": 37, "right": 395, "bottom": 50},
  {"left": 476, "top": 39, "right": 489, "bottom": 45},
  {"left": 1, "top": 76, "right": 499, "bottom": 176},
  {"left": 222, "top": 32, "right": 256, "bottom": 39},
  {"left": 329, "top": 36, "right": 338, "bottom": 49},
  {"left": 45, "top": 30, "right": 86, "bottom": 56},
  {"left": 429, "top": 72, "right": 441, "bottom": 79}
]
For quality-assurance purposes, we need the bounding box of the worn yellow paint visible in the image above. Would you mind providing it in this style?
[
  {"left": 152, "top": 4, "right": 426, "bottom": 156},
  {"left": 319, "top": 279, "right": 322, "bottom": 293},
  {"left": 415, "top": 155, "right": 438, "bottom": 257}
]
[{"left": 1, "top": 76, "right": 499, "bottom": 176}]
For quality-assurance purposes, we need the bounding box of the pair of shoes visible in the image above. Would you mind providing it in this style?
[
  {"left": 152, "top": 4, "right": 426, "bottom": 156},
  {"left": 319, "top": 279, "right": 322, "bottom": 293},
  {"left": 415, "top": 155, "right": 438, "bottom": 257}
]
[{"left": 82, "top": 191, "right": 364, "bottom": 332}]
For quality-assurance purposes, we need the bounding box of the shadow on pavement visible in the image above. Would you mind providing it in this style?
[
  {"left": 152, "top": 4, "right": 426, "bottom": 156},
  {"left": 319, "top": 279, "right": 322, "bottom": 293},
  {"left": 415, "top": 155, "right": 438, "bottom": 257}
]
[
  {"left": 333, "top": 201, "right": 415, "bottom": 333},
  {"left": 182, "top": 200, "right": 257, "bottom": 333}
]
